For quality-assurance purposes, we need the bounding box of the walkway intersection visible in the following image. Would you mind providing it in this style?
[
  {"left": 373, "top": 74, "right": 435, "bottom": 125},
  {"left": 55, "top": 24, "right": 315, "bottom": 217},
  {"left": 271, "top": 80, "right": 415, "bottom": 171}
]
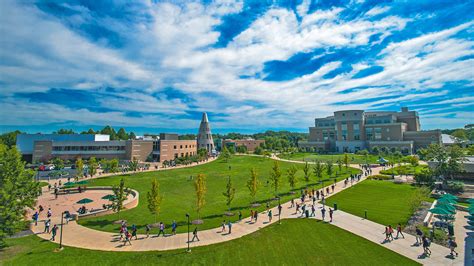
[{"left": 31, "top": 158, "right": 465, "bottom": 265}]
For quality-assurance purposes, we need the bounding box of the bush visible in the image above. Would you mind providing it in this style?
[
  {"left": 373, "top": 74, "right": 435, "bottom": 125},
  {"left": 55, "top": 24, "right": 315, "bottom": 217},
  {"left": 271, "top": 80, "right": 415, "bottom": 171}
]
[
  {"left": 447, "top": 181, "right": 464, "bottom": 194},
  {"left": 366, "top": 174, "right": 393, "bottom": 180},
  {"left": 414, "top": 168, "right": 434, "bottom": 186}
]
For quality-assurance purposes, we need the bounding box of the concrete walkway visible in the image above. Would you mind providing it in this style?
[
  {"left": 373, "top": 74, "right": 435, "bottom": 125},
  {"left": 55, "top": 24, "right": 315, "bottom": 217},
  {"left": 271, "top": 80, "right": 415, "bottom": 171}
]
[{"left": 30, "top": 160, "right": 463, "bottom": 265}]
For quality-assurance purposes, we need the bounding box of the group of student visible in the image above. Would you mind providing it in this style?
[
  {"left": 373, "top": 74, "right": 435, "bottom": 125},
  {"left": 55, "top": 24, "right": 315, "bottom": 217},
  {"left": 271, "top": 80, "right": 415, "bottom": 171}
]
[
  {"left": 414, "top": 226, "right": 458, "bottom": 258},
  {"left": 118, "top": 220, "right": 200, "bottom": 245},
  {"left": 359, "top": 164, "right": 372, "bottom": 176},
  {"left": 32, "top": 206, "right": 59, "bottom": 241}
]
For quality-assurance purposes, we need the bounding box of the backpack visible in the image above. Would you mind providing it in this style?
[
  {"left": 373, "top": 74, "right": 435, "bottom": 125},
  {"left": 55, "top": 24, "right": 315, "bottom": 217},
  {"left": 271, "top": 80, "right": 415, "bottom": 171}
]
[{"left": 451, "top": 241, "right": 457, "bottom": 248}]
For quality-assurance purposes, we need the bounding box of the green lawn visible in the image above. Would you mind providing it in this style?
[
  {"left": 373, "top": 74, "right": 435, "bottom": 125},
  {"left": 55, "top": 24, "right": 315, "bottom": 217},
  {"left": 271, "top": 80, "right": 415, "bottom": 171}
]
[
  {"left": 2, "top": 219, "right": 418, "bottom": 266},
  {"left": 79, "top": 156, "right": 360, "bottom": 234},
  {"left": 326, "top": 180, "right": 422, "bottom": 226},
  {"left": 380, "top": 165, "right": 428, "bottom": 176},
  {"left": 278, "top": 152, "right": 381, "bottom": 164}
]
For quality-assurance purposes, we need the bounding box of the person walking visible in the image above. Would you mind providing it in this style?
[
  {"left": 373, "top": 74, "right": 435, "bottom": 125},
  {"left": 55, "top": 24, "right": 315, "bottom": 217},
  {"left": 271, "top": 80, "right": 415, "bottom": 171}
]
[
  {"left": 192, "top": 227, "right": 200, "bottom": 242},
  {"left": 145, "top": 224, "right": 151, "bottom": 238},
  {"left": 44, "top": 219, "right": 51, "bottom": 233},
  {"left": 228, "top": 221, "right": 232, "bottom": 234},
  {"left": 301, "top": 204, "right": 306, "bottom": 217},
  {"left": 131, "top": 224, "right": 138, "bottom": 240},
  {"left": 268, "top": 210, "right": 272, "bottom": 222},
  {"left": 310, "top": 205, "right": 316, "bottom": 217},
  {"left": 448, "top": 238, "right": 458, "bottom": 257},
  {"left": 312, "top": 195, "right": 316, "bottom": 205},
  {"left": 415, "top": 227, "right": 423, "bottom": 245},
  {"left": 290, "top": 198, "right": 295, "bottom": 208},
  {"left": 295, "top": 203, "right": 300, "bottom": 214},
  {"left": 321, "top": 207, "right": 326, "bottom": 221},
  {"left": 250, "top": 210, "right": 254, "bottom": 223},
  {"left": 157, "top": 222, "right": 165, "bottom": 237},
  {"left": 50, "top": 224, "right": 58, "bottom": 241},
  {"left": 221, "top": 220, "right": 226, "bottom": 232},
  {"left": 329, "top": 208, "right": 333, "bottom": 222},
  {"left": 396, "top": 223, "right": 405, "bottom": 239},
  {"left": 383, "top": 227, "right": 390, "bottom": 242},
  {"left": 47, "top": 208, "right": 52, "bottom": 219},
  {"left": 32, "top": 211, "right": 39, "bottom": 226},
  {"left": 278, "top": 204, "right": 282, "bottom": 216},
  {"left": 388, "top": 225, "right": 394, "bottom": 240},
  {"left": 124, "top": 231, "right": 132, "bottom": 246},
  {"left": 254, "top": 211, "right": 258, "bottom": 222},
  {"left": 171, "top": 220, "right": 177, "bottom": 235},
  {"left": 238, "top": 211, "right": 242, "bottom": 221},
  {"left": 422, "top": 236, "right": 431, "bottom": 256}
]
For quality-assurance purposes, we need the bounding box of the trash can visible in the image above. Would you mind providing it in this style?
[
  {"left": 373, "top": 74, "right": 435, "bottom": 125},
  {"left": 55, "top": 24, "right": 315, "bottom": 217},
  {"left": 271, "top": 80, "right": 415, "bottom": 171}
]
[
  {"left": 333, "top": 203, "right": 338, "bottom": 211},
  {"left": 448, "top": 224, "right": 454, "bottom": 236},
  {"left": 305, "top": 210, "right": 309, "bottom": 218}
]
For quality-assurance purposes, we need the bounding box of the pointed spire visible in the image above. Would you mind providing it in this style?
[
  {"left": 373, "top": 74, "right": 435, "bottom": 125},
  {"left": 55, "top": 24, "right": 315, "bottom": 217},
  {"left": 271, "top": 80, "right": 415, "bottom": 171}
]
[{"left": 201, "top": 112, "right": 209, "bottom": 123}]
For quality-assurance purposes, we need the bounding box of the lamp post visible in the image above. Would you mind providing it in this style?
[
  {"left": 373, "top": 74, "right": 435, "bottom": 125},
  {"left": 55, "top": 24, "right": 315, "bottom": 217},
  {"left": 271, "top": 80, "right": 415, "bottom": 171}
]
[
  {"left": 186, "top": 213, "right": 191, "bottom": 252},
  {"left": 59, "top": 211, "right": 64, "bottom": 249},
  {"left": 278, "top": 196, "right": 281, "bottom": 225}
]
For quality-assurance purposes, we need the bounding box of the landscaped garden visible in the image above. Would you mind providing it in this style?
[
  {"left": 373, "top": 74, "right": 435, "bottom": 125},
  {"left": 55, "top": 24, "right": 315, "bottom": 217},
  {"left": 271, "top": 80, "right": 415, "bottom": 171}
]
[
  {"left": 2, "top": 219, "right": 418, "bottom": 265},
  {"left": 380, "top": 165, "right": 428, "bottom": 176},
  {"left": 79, "top": 155, "right": 360, "bottom": 233},
  {"left": 278, "top": 152, "right": 382, "bottom": 164},
  {"left": 326, "top": 180, "right": 429, "bottom": 226}
]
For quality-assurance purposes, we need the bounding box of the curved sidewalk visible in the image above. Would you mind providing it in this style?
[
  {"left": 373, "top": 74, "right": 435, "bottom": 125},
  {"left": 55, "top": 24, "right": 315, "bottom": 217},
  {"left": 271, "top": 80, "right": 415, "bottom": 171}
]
[{"left": 31, "top": 163, "right": 462, "bottom": 265}]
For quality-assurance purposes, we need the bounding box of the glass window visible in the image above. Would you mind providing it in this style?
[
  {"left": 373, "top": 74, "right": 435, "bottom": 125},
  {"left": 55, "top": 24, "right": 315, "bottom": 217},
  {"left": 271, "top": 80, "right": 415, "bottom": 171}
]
[{"left": 375, "top": 128, "right": 382, "bottom": 140}]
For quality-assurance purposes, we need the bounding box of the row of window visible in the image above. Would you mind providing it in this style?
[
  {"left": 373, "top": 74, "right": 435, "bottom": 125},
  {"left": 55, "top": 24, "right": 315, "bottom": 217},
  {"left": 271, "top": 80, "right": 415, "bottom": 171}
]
[
  {"left": 52, "top": 146, "right": 125, "bottom": 151},
  {"left": 173, "top": 144, "right": 196, "bottom": 149},
  {"left": 174, "top": 151, "right": 196, "bottom": 158}
]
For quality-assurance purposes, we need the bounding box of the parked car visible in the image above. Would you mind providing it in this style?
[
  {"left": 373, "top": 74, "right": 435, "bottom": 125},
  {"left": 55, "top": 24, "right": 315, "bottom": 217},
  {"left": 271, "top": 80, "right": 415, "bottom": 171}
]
[{"left": 44, "top": 164, "right": 55, "bottom": 171}]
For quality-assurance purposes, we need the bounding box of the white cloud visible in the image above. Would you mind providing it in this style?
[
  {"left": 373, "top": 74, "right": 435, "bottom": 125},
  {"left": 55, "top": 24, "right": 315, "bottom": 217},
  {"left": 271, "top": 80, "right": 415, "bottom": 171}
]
[{"left": 365, "top": 6, "right": 391, "bottom": 17}]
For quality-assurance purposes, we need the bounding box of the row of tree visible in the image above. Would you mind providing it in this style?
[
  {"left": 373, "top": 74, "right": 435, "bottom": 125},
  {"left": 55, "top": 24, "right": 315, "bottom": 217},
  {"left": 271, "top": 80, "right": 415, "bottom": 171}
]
[{"left": 54, "top": 126, "right": 137, "bottom": 141}]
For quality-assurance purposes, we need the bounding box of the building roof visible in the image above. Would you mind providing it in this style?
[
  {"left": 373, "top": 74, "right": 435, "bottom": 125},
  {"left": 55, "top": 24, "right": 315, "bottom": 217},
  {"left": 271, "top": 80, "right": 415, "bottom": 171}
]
[
  {"left": 16, "top": 134, "right": 110, "bottom": 154},
  {"left": 441, "top": 134, "right": 461, "bottom": 144}
]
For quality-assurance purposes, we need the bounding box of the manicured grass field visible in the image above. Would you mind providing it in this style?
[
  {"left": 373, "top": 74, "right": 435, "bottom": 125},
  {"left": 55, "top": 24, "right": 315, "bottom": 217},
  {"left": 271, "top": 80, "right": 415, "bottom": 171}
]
[
  {"left": 79, "top": 156, "right": 360, "bottom": 234},
  {"left": 278, "top": 152, "right": 381, "bottom": 164},
  {"left": 2, "top": 219, "right": 418, "bottom": 265},
  {"left": 380, "top": 165, "right": 428, "bottom": 176},
  {"left": 326, "top": 180, "right": 422, "bottom": 226}
]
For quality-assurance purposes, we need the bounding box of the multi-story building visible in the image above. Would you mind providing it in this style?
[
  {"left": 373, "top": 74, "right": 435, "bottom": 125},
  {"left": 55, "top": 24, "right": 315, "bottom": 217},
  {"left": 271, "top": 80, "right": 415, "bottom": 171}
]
[
  {"left": 299, "top": 107, "right": 441, "bottom": 154},
  {"left": 17, "top": 133, "right": 197, "bottom": 163},
  {"left": 221, "top": 139, "right": 265, "bottom": 152}
]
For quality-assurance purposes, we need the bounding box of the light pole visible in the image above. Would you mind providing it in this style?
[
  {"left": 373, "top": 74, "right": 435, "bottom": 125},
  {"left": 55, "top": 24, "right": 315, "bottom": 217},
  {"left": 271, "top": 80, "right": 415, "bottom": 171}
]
[
  {"left": 186, "top": 213, "right": 191, "bottom": 253},
  {"left": 59, "top": 211, "right": 64, "bottom": 249},
  {"left": 278, "top": 196, "right": 281, "bottom": 225}
]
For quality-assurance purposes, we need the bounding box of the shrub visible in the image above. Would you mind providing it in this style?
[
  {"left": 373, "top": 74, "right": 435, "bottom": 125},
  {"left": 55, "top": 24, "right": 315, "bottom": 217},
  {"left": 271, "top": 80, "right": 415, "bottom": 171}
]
[
  {"left": 366, "top": 174, "right": 393, "bottom": 180},
  {"left": 414, "top": 168, "right": 434, "bottom": 187},
  {"left": 447, "top": 181, "right": 464, "bottom": 194}
]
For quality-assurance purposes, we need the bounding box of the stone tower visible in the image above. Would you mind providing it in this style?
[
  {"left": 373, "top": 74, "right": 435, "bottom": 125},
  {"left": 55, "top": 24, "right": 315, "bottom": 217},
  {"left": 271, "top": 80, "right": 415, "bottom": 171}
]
[{"left": 197, "top": 112, "right": 215, "bottom": 153}]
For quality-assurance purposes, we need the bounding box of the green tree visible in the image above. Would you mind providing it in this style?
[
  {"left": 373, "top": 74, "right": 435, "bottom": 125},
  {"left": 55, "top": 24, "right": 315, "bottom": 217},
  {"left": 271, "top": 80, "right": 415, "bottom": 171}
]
[
  {"left": 221, "top": 145, "right": 231, "bottom": 162},
  {"left": 128, "top": 157, "right": 139, "bottom": 172},
  {"left": 247, "top": 168, "right": 260, "bottom": 204},
  {"left": 414, "top": 168, "right": 435, "bottom": 186},
  {"left": 54, "top": 129, "right": 75, "bottom": 134},
  {"left": 51, "top": 157, "right": 64, "bottom": 170},
  {"left": 254, "top": 146, "right": 264, "bottom": 155},
  {"left": 100, "top": 126, "right": 117, "bottom": 140},
  {"left": 425, "top": 144, "right": 465, "bottom": 180},
  {"left": 195, "top": 174, "right": 207, "bottom": 219},
  {"left": 287, "top": 165, "right": 298, "bottom": 191},
  {"left": 111, "top": 178, "right": 130, "bottom": 219},
  {"left": 451, "top": 129, "right": 468, "bottom": 140},
  {"left": 117, "top": 128, "right": 129, "bottom": 140},
  {"left": 0, "top": 144, "right": 40, "bottom": 246},
  {"left": 147, "top": 178, "right": 162, "bottom": 223},
  {"left": 343, "top": 153, "right": 349, "bottom": 172},
  {"left": 326, "top": 161, "right": 334, "bottom": 178},
  {"left": 269, "top": 161, "right": 282, "bottom": 195},
  {"left": 313, "top": 160, "right": 324, "bottom": 185},
  {"left": 222, "top": 177, "right": 236, "bottom": 212},
  {"left": 108, "top": 159, "right": 119, "bottom": 173},
  {"left": 88, "top": 157, "right": 98, "bottom": 176},
  {"left": 303, "top": 162, "right": 311, "bottom": 186},
  {"left": 0, "top": 130, "right": 22, "bottom": 147},
  {"left": 236, "top": 145, "right": 248, "bottom": 154},
  {"left": 75, "top": 158, "right": 84, "bottom": 181},
  {"left": 336, "top": 159, "right": 343, "bottom": 174},
  {"left": 408, "top": 156, "right": 419, "bottom": 176},
  {"left": 129, "top": 132, "right": 137, "bottom": 140}
]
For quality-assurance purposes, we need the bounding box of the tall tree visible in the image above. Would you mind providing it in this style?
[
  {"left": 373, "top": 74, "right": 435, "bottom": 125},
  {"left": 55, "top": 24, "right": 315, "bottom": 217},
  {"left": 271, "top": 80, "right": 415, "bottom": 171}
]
[
  {"left": 0, "top": 130, "right": 22, "bottom": 148},
  {"left": 326, "top": 161, "right": 334, "bottom": 178},
  {"left": 336, "top": 159, "right": 343, "bottom": 175},
  {"left": 147, "top": 178, "right": 162, "bottom": 223},
  {"left": 129, "top": 132, "right": 136, "bottom": 140},
  {"left": 222, "top": 177, "right": 236, "bottom": 212},
  {"left": 88, "top": 157, "right": 98, "bottom": 176},
  {"left": 408, "top": 156, "right": 419, "bottom": 175},
  {"left": 195, "top": 174, "right": 207, "bottom": 219},
  {"left": 287, "top": 165, "right": 298, "bottom": 191},
  {"left": 51, "top": 157, "right": 64, "bottom": 170},
  {"left": 221, "top": 145, "right": 231, "bottom": 162},
  {"left": 0, "top": 144, "right": 40, "bottom": 246},
  {"left": 313, "top": 160, "right": 324, "bottom": 185},
  {"left": 117, "top": 128, "right": 129, "bottom": 140},
  {"left": 247, "top": 168, "right": 259, "bottom": 204},
  {"left": 343, "top": 153, "right": 349, "bottom": 172},
  {"left": 128, "top": 157, "right": 139, "bottom": 172},
  {"left": 108, "top": 159, "right": 119, "bottom": 173},
  {"left": 111, "top": 178, "right": 130, "bottom": 219},
  {"left": 303, "top": 162, "right": 311, "bottom": 186},
  {"left": 75, "top": 158, "right": 84, "bottom": 181},
  {"left": 269, "top": 161, "right": 282, "bottom": 195}
]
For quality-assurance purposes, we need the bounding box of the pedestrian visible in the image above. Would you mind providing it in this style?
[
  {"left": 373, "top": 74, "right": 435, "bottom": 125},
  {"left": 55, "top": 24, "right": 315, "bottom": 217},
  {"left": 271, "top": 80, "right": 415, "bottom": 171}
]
[
  {"left": 238, "top": 211, "right": 242, "bottom": 221},
  {"left": 172, "top": 220, "right": 177, "bottom": 235},
  {"left": 388, "top": 225, "right": 394, "bottom": 240},
  {"left": 47, "top": 208, "right": 52, "bottom": 218},
  {"left": 54, "top": 187, "right": 59, "bottom": 199},
  {"left": 228, "top": 221, "right": 232, "bottom": 234},
  {"left": 221, "top": 220, "right": 226, "bottom": 232},
  {"left": 145, "top": 224, "right": 151, "bottom": 238},
  {"left": 124, "top": 231, "right": 132, "bottom": 246},
  {"left": 39, "top": 205, "right": 44, "bottom": 213},
  {"left": 278, "top": 204, "right": 282, "bottom": 215},
  {"left": 254, "top": 211, "right": 258, "bottom": 222},
  {"left": 32, "top": 211, "right": 39, "bottom": 226},
  {"left": 44, "top": 219, "right": 51, "bottom": 233},
  {"left": 383, "top": 227, "right": 390, "bottom": 242},
  {"left": 312, "top": 195, "right": 316, "bottom": 205},
  {"left": 301, "top": 204, "right": 306, "bottom": 217},
  {"left": 192, "top": 227, "right": 200, "bottom": 241},
  {"left": 321, "top": 207, "right": 326, "bottom": 221},
  {"left": 268, "top": 210, "right": 272, "bottom": 222},
  {"left": 290, "top": 198, "right": 295, "bottom": 208},
  {"left": 119, "top": 226, "right": 125, "bottom": 241},
  {"left": 157, "top": 222, "right": 165, "bottom": 237},
  {"left": 422, "top": 236, "right": 431, "bottom": 256},
  {"left": 266, "top": 201, "right": 270, "bottom": 212},
  {"left": 396, "top": 223, "right": 405, "bottom": 239},
  {"left": 50, "top": 224, "right": 58, "bottom": 241},
  {"left": 331, "top": 184, "right": 335, "bottom": 193},
  {"left": 250, "top": 210, "right": 254, "bottom": 223},
  {"left": 326, "top": 187, "right": 329, "bottom": 195},
  {"left": 131, "top": 224, "right": 138, "bottom": 240},
  {"left": 310, "top": 205, "right": 315, "bottom": 217},
  {"left": 316, "top": 190, "right": 320, "bottom": 200},
  {"left": 329, "top": 208, "right": 333, "bottom": 222},
  {"left": 48, "top": 183, "right": 52, "bottom": 191},
  {"left": 415, "top": 227, "right": 423, "bottom": 245},
  {"left": 448, "top": 238, "right": 458, "bottom": 257},
  {"left": 296, "top": 203, "right": 300, "bottom": 214}
]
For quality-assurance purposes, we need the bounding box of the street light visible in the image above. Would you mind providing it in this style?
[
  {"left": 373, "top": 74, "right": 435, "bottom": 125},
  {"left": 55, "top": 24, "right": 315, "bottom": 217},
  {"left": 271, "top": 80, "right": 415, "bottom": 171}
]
[
  {"left": 186, "top": 213, "right": 191, "bottom": 253},
  {"left": 59, "top": 211, "right": 64, "bottom": 249},
  {"left": 278, "top": 196, "right": 281, "bottom": 225}
]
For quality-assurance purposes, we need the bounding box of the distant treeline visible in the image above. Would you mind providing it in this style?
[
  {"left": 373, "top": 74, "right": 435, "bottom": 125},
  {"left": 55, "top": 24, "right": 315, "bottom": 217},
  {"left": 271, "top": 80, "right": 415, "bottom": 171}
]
[{"left": 440, "top": 124, "right": 474, "bottom": 141}]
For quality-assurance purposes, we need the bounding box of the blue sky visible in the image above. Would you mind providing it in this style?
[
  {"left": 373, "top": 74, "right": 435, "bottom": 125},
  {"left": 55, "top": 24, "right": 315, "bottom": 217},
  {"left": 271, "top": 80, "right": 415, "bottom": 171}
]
[{"left": 0, "top": 0, "right": 473, "bottom": 134}]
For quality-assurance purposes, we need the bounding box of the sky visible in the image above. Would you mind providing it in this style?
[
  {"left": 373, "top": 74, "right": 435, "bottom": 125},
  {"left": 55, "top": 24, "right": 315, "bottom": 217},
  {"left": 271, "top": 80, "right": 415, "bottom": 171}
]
[{"left": 0, "top": 0, "right": 473, "bottom": 134}]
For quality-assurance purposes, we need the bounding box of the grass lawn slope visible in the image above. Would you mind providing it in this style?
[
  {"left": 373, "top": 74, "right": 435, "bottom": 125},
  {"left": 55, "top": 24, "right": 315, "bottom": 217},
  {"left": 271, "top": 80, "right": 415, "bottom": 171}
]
[
  {"left": 79, "top": 156, "right": 360, "bottom": 233},
  {"left": 326, "top": 180, "right": 423, "bottom": 226},
  {"left": 2, "top": 219, "right": 418, "bottom": 266}
]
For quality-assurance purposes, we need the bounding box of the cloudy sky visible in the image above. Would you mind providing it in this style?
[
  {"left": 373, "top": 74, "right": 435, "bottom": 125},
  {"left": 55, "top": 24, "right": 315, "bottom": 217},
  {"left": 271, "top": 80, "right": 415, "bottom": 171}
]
[{"left": 0, "top": 0, "right": 473, "bottom": 134}]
